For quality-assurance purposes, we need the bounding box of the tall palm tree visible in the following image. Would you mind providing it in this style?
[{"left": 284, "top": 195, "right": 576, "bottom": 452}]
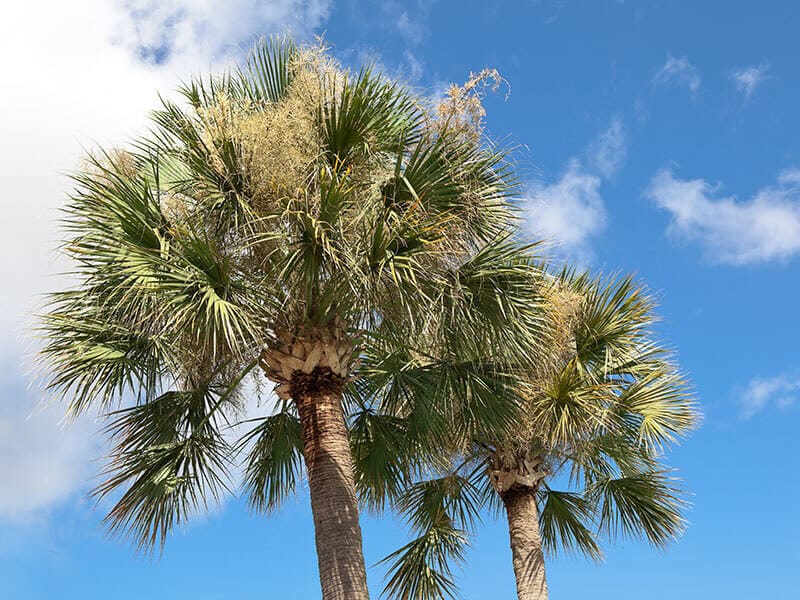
[
  {"left": 381, "top": 272, "right": 700, "bottom": 600},
  {"left": 37, "top": 37, "right": 545, "bottom": 599}
]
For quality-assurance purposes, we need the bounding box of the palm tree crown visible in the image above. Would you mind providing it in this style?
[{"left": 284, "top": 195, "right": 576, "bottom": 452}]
[
  {"left": 382, "top": 272, "right": 700, "bottom": 600},
  {"left": 38, "top": 36, "right": 546, "bottom": 599}
]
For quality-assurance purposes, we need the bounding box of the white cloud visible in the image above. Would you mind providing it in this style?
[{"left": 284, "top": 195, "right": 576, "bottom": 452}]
[
  {"left": 0, "top": 367, "right": 99, "bottom": 518},
  {"left": 730, "top": 64, "right": 769, "bottom": 101},
  {"left": 586, "top": 116, "right": 627, "bottom": 178},
  {"left": 118, "top": 0, "right": 331, "bottom": 66},
  {"left": 645, "top": 168, "right": 800, "bottom": 265},
  {"left": 524, "top": 118, "right": 627, "bottom": 261},
  {"left": 739, "top": 374, "right": 800, "bottom": 419},
  {"left": 653, "top": 54, "right": 701, "bottom": 96},
  {"left": 524, "top": 160, "right": 606, "bottom": 262},
  {"left": 0, "top": 0, "right": 330, "bottom": 521}
]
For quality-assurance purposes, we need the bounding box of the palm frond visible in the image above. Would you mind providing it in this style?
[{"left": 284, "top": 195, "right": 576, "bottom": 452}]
[
  {"left": 589, "top": 470, "right": 687, "bottom": 546},
  {"left": 322, "top": 66, "right": 422, "bottom": 166},
  {"left": 91, "top": 360, "right": 254, "bottom": 551},
  {"left": 349, "top": 407, "right": 411, "bottom": 510},
  {"left": 616, "top": 367, "right": 699, "bottom": 450},
  {"left": 379, "top": 524, "right": 467, "bottom": 600},
  {"left": 381, "top": 472, "right": 482, "bottom": 600},
  {"left": 238, "top": 35, "right": 298, "bottom": 103},
  {"left": 240, "top": 408, "right": 304, "bottom": 513},
  {"left": 38, "top": 294, "right": 168, "bottom": 414},
  {"left": 538, "top": 487, "right": 602, "bottom": 560}
]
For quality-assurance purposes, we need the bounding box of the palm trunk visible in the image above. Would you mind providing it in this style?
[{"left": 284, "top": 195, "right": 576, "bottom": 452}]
[
  {"left": 294, "top": 368, "right": 370, "bottom": 600},
  {"left": 502, "top": 486, "right": 548, "bottom": 600}
]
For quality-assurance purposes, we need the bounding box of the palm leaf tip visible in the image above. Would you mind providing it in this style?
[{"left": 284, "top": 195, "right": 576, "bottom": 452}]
[
  {"left": 592, "top": 470, "right": 688, "bottom": 547},
  {"left": 240, "top": 409, "right": 304, "bottom": 513},
  {"left": 538, "top": 488, "right": 602, "bottom": 560}
]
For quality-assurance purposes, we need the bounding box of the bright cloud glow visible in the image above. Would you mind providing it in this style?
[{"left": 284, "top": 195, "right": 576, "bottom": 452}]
[
  {"left": 730, "top": 64, "right": 769, "bottom": 101},
  {"left": 524, "top": 117, "right": 627, "bottom": 261},
  {"left": 739, "top": 374, "right": 800, "bottom": 419},
  {"left": 646, "top": 168, "right": 800, "bottom": 265},
  {"left": 0, "top": 0, "right": 329, "bottom": 521},
  {"left": 653, "top": 54, "right": 701, "bottom": 96},
  {"left": 119, "top": 0, "right": 331, "bottom": 66},
  {"left": 525, "top": 160, "right": 606, "bottom": 262}
]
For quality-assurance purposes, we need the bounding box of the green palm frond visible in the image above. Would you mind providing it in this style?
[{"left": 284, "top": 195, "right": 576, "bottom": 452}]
[
  {"left": 379, "top": 524, "right": 467, "bottom": 600},
  {"left": 526, "top": 360, "right": 611, "bottom": 448},
  {"left": 397, "top": 474, "right": 483, "bottom": 534},
  {"left": 94, "top": 384, "right": 227, "bottom": 549},
  {"left": 439, "top": 239, "right": 547, "bottom": 361},
  {"left": 381, "top": 471, "right": 483, "bottom": 600},
  {"left": 589, "top": 470, "right": 687, "bottom": 546},
  {"left": 615, "top": 367, "right": 698, "bottom": 450},
  {"left": 349, "top": 407, "right": 411, "bottom": 510},
  {"left": 568, "top": 273, "right": 658, "bottom": 373},
  {"left": 238, "top": 35, "right": 298, "bottom": 103},
  {"left": 38, "top": 295, "right": 169, "bottom": 414},
  {"left": 91, "top": 357, "right": 254, "bottom": 551},
  {"left": 538, "top": 487, "right": 602, "bottom": 560},
  {"left": 322, "top": 66, "right": 422, "bottom": 165},
  {"left": 357, "top": 341, "right": 522, "bottom": 449},
  {"left": 240, "top": 407, "right": 304, "bottom": 513}
]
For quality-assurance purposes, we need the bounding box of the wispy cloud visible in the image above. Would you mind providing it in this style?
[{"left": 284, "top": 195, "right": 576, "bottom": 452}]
[
  {"left": 739, "top": 374, "right": 800, "bottom": 419},
  {"left": 653, "top": 54, "right": 701, "bottom": 96},
  {"left": 402, "top": 50, "right": 425, "bottom": 81},
  {"left": 730, "top": 64, "right": 769, "bottom": 101},
  {"left": 645, "top": 168, "right": 800, "bottom": 265},
  {"left": 586, "top": 116, "right": 627, "bottom": 178},
  {"left": 524, "top": 118, "right": 628, "bottom": 261},
  {"left": 378, "top": 0, "right": 431, "bottom": 46}
]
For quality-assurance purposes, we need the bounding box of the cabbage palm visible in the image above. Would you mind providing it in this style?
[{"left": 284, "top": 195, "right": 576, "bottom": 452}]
[
  {"left": 37, "top": 37, "right": 545, "bottom": 599},
  {"left": 382, "top": 273, "right": 699, "bottom": 600}
]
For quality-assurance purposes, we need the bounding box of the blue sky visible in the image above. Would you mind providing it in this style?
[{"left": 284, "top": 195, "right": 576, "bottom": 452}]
[{"left": 1, "top": 1, "right": 799, "bottom": 598}]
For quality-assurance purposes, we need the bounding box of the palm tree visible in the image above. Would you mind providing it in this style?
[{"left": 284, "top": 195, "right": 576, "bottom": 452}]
[
  {"left": 37, "top": 37, "right": 545, "bottom": 599},
  {"left": 381, "top": 272, "right": 700, "bottom": 600}
]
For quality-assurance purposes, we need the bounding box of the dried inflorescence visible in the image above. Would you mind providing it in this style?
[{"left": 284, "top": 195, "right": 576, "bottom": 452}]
[
  {"left": 519, "top": 277, "right": 585, "bottom": 391},
  {"left": 79, "top": 148, "right": 141, "bottom": 182},
  {"left": 543, "top": 279, "right": 585, "bottom": 365},
  {"left": 235, "top": 66, "right": 324, "bottom": 209},
  {"left": 192, "top": 45, "right": 343, "bottom": 215},
  {"left": 436, "top": 68, "right": 508, "bottom": 145}
]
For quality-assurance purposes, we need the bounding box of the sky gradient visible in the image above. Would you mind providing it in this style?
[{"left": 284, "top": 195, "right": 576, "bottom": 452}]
[{"left": 1, "top": 1, "right": 799, "bottom": 598}]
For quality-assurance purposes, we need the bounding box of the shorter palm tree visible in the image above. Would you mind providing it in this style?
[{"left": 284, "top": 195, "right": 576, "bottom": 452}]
[{"left": 380, "top": 272, "right": 700, "bottom": 600}]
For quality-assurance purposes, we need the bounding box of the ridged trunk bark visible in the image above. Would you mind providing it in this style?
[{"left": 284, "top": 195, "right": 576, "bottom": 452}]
[
  {"left": 294, "top": 368, "right": 370, "bottom": 600},
  {"left": 502, "top": 486, "right": 548, "bottom": 600}
]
